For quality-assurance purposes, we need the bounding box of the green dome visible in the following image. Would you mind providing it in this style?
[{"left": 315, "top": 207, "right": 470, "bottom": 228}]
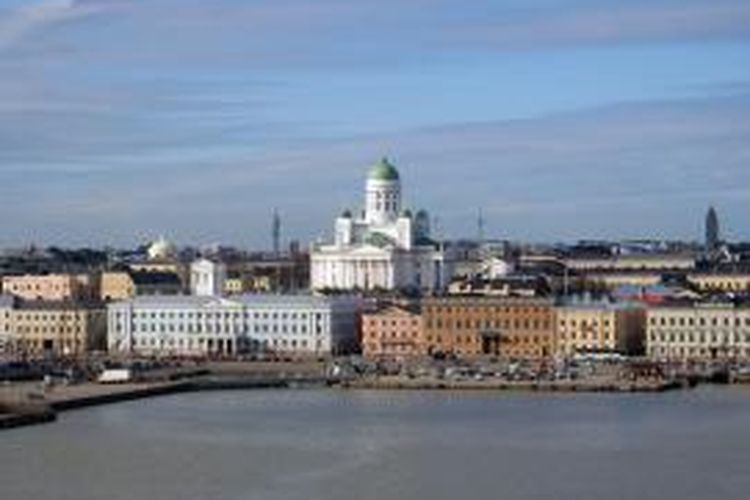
[{"left": 368, "top": 157, "right": 400, "bottom": 181}]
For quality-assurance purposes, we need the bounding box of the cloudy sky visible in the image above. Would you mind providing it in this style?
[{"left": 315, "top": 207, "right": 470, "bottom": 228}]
[{"left": 1, "top": 0, "right": 749, "bottom": 248}]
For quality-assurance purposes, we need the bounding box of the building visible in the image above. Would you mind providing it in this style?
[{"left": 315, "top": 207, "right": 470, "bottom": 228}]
[
  {"left": 565, "top": 254, "right": 696, "bottom": 272},
  {"left": 362, "top": 305, "right": 424, "bottom": 360},
  {"left": 190, "top": 258, "right": 227, "bottom": 296},
  {"left": 2, "top": 273, "right": 94, "bottom": 301},
  {"left": 147, "top": 236, "right": 177, "bottom": 260},
  {"left": 687, "top": 273, "right": 750, "bottom": 294},
  {"left": 107, "top": 294, "right": 361, "bottom": 358},
  {"left": 555, "top": 300, "right": 645, "bottom": 357},
  {"left": 100, "top": 271, "right": 137, "bottom": 301},
  {"left": 646, "top": 303, "right": 750, "bottom": 361},
  {"left": 10, "top": 300, "right": 107, "bottom": 357},
  {"left": 422, "top": 297, "right": 556, "bottom": 359},
  {"left": 99, "top": 270, "right": 183, "bottom": 300},
  {"left": 584, "top": 272, "right": 662, "bottom": 289},
  {"left": 224, "top": 275, "right": 247, "bottom": 295},
  {"left": 0, "top": 295, "right": 14, "bottom": 353},
  {"left": 311, "top": 158, "right": 450, "bottom": 292}
]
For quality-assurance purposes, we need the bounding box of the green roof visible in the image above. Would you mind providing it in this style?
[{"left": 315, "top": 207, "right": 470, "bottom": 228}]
[{"left": 368, "top": 157, "right": 400, "bottom": 181}]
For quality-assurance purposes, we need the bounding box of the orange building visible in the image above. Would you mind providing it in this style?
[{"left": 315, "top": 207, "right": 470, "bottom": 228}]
[
  {"left": 362, "top": 305, "right": 425, "bottom": 360},
  {"left": 422, "top": 297, "right": 556, "bottom": 359}
]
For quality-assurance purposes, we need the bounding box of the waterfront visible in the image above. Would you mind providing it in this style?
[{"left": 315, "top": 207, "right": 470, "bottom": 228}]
[{"left": 3, "top": 387, "right": 750, "bottom": 500}]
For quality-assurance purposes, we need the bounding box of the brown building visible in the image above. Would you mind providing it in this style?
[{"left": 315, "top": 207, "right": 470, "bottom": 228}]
[
  {"left": 422, "top": 297, "right": 556, "bottom": 359},
  {"left": 362, "top": 305, "right": 425, "bottom": 360},
  {"left": 10, "top": 300, "right": 107, "bottom": 357}
]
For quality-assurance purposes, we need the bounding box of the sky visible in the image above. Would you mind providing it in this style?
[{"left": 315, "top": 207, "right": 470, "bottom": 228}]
[{"left": 0, "top": 0, "right": 749, "bottom": 249}]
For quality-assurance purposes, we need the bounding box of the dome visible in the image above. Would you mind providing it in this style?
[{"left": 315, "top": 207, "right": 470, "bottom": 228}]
[
  {"left": 368, "top": 157, "right": 400, "bottom": 181},
  {"left": 147, "top": 236, "right": 175, "bottom": 260}
]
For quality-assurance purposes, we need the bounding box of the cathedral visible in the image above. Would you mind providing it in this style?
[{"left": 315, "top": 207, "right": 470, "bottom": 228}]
[{"left": 310, "top": 158, "right": 450, "bottom": 292}]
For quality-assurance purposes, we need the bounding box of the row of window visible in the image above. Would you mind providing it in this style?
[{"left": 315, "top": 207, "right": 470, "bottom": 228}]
[
  {"left": 649, "top": 316, "right": 750, "bottom": 327},
  {"left": 15, "top": 325, "right": 83, "bottom": 334},
  {"left": 123, "top": 310, "right": 321, "bottom": 321},
  {"left": 427, "top": 318, "right": 551, "bottom": 331},
  {"left": 649, "top": 346, "right": 750, "bottom": 357},
  {"left": 425, "top": 305, "right": 549, "bottom": 314},
  {"left": 132, "top": 336, "right": 314, "bottom": 349},
  {"left": 649, "top": 332, "right": 750, "bottom": 344},
  {"left": 120, "top": 322, "right": 322, "bottom": 335}
]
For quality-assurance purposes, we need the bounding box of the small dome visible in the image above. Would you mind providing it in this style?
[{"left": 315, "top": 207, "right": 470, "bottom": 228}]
[
  {"left": 147, "top": 236, "right": 175, "bottom": 260},
  {"left": 368, "top": 157, "right": 400, "bottom": 181},
  {"left": 340, "top": 209, "right": 352, "bottom": 218}
]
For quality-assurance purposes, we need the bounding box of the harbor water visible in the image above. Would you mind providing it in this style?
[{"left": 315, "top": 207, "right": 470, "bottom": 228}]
[{"left": 2, "top": 386, "right": 750, "bottom": 500}]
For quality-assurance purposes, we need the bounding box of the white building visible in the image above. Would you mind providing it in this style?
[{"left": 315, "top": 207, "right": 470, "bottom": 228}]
[
  {"left": 107, "top": 294, "right": 361, "bottom": 357},
  {"left": 646, "top": 303, "right": 750, "bottom": 361},
  {"left": 311, "top": 158, "right": 450, "bottom": 291},
  {"left": 190, "top": 258, "right": 227, "bottom": 296}
]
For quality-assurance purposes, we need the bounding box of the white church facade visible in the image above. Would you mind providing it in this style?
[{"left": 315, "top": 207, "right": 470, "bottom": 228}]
[{"left": 311, "top": 158, "right": 451, "bottom": 292}]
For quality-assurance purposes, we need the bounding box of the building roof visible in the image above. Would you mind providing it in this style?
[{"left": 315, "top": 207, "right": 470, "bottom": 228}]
[
  {"left": 130, "top": 271, "right": 182, "bottom": 286},
  {"left": 15, "top": 299, "right": 104, "bottom": 310},
  {"left": 109, "top": 293, "right": 361, "bottom": 310},
  {"left": 368, "top": 157, "right": 400, "bottom": 181}
]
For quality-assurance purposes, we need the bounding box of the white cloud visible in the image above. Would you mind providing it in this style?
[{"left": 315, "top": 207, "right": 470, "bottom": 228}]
[{"left": 0, "top": 0, "right": 103, "bottom": 51}]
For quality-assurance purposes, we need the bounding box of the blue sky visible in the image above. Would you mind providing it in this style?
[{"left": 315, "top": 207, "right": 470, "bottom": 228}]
[{"left": 0, "top": 0, "right": 749, "bottom": 248}]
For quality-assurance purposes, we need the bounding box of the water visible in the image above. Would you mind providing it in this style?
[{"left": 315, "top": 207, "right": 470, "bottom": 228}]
[{"left": 3, "top": 387, "right": 750, "bottom": 500}]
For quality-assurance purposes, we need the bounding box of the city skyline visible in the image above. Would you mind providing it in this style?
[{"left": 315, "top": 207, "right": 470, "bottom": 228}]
[{"left": 1, "top": 0, "right": 750, "bottom": 247}]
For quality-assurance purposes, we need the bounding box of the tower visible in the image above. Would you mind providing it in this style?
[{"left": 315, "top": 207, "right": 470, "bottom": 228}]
[
  {"left": 364, "top": 157, "right": 401, "bottom": 225},
  {"left": 705, "top": 206, "right": 720, "bottom": 251},
  {"left": 272, "top": 209, "right": 281, "bottom": 255}
]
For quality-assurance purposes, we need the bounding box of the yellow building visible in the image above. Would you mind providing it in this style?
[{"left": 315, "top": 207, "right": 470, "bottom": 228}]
[
  {"left": 224, "top": 277, "right": 246, "bottom": 295},
  {"left": 11, "top": 301, "right": 107, "bottom": 357},
  {"left": 687, "top": 274, "right": 750, "bottom": 293},
  {"left": 584, "top": 273, "right": 662, "bottom": 289},
  {"left": 555, "top": 302, "right": 645, "bottom": 357},
  {"left": 2, "top": 273, "right": 94, "bottom": 301},
  {"left": 100, "top": 272, "right": 136, "bottom": 301}
]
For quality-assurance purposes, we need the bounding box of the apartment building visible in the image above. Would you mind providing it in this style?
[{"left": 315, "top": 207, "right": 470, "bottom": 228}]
[
  {"left": 10, "top": 300, "right": 107, "bottom": 357},
  {"left": 646, "top": 303, "right": 750, "bottom": 361},
  {"left": 555, "top": 301, "right": 645, "bottom": 357},
  {"left": 422, "top": 297, "right": 556, "bottom": 359},
  {"left": 108, "top": 294, "right": 361, "bottom": 357},
  {"left": 362, "top": 305, "right": 424, "bottom": 360}
]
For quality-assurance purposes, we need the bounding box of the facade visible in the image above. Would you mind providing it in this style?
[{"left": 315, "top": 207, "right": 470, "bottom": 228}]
[
  {"left": 108, "top": 294, "right": 361, "bottom": 357},
  {"left": 565, "top": 254, "right": 696, "bottom": 272},
  {"left": 422, "top": 297, "right": 556, "bottom": 359},
  {"left": 100, "top": 272, "right": 136, "bottom": 301},
  {"left": 0, "top": 295, "right": 14, "bottom": 353},
  {"left": 687, "top": 274, "right": 750, "bottom": 294},
  {"left": 10, "top": 301, "right": 106, "bottom": 357},
  {"left": 2, "top": 273, "right": 93, "bottom": 301},
  {"left": 224, "top": 276, "right": 246, "bottom": 295},
  {"left": 362, "top": 305, "right": 425, "bottom": 360},
  {"left": 646, "top": 303, "right": 750, "bottom": 361},
  {"left": 584, "top": 273, "right": 662, "bottom": 289},
  {"left": 555, "top": 301, "right": 645, "bottom": 357},
  {"left": 190, "top": 258, "right": 227, "bottom": 296},
  {"left": 311, "top": 158, "right": 450, "bottom": 292}
]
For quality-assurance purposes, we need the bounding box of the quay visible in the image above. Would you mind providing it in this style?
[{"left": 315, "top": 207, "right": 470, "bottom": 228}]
[{"left": 342, "top": 376, "right": 683, "bottom": 393}]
